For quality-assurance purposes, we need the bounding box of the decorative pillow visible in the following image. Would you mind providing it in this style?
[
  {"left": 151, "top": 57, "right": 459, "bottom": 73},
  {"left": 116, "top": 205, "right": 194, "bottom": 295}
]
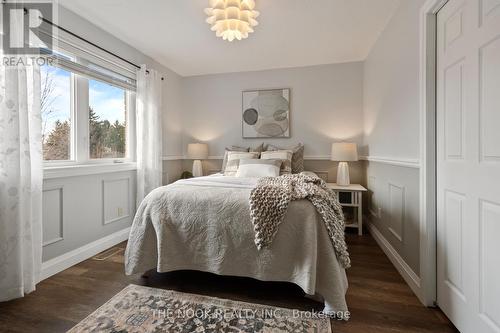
[
  {"left": 223, "top": 151, "right": 260, "bottom": 176},
  {"left": 235, "top": 159, "right": 282, "bottom": 178},
  {"left": 221, "top": 146, "right": 249, "bottom": 172},
  {"left": 250, "top": 142, "right": 265, "bottom": 153},
  {"left": 260, "top": 150, "right": 293, "bottom": 175},
  {"left": 267, "top": 143, "right": 304, "bottom": 173}
]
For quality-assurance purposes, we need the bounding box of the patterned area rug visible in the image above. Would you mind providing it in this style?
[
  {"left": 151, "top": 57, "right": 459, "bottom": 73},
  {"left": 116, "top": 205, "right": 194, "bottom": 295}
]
[{"left": 68, "top": 284, "right": 332, "bottom": 332}]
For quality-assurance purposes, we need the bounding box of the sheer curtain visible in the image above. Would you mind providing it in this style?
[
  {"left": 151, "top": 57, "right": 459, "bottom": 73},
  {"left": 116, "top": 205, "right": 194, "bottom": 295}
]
[
  {"left": 0, "top": 58, "right": 43, "bottom": 302},
  {"left": 136, "top": 65, "right": 163, "bottom": 205}
]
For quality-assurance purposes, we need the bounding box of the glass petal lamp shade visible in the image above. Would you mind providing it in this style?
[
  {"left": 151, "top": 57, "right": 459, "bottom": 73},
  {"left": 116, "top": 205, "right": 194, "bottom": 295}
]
[{"left": 205, "top": 0, "right": 259, "bottom": 41}]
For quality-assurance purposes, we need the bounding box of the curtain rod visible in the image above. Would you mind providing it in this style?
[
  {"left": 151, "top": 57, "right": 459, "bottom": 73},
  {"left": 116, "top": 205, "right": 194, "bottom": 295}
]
[{"left": 17, "top": 6, "right": 165, "bottom": 81}]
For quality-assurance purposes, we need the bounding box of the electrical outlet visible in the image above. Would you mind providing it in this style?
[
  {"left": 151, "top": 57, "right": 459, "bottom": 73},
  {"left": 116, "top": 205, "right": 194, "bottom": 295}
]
[
  {"left": 117, "top": 207, "right": 123, "bottom": 216},
  {"left": 370, "top": 207, "right": 383, "bottom": 219}
]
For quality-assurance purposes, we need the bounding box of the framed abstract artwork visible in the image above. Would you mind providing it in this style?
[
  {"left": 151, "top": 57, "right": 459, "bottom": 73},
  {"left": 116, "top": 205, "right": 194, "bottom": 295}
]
[{"left": 242, "top": 88, "right": 290, "bottom": 138}]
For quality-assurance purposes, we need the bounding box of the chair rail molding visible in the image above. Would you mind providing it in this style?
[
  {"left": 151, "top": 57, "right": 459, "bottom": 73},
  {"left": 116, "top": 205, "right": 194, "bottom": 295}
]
[
  {"left": 360, "top": 156, "right": 421, "bottom": 168},
  {"left": 162, "top": 155, "right": 184, "bottom": 161},
  {"left": 164, "top": 155, "right": 421, "bottom": 165}
]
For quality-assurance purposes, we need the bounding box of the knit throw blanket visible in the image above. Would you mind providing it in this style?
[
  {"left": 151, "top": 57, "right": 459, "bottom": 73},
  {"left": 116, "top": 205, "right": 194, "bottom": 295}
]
[{"left": 249, "top": 173, "right": 351, "bottom": 269}]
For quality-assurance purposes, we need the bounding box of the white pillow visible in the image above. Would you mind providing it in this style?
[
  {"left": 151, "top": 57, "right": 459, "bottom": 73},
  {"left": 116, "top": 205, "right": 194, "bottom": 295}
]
[
  {"left": 223, "top": 151, "right": 260, "bottom": 176},
  {"left": 235, "top": 159, "right": 282, "bottom": 178}
]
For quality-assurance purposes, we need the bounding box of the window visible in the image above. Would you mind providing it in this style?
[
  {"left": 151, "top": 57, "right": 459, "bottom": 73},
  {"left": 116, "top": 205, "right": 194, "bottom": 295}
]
[
  {"left": 41, "top": 42, "right": 136, "bottom": 167},
  {"left": 89, "top": 79, "right": 128, "bottom": 159},
  {"left": 41, "top": 65, "right": 72, "bottom": 161}
]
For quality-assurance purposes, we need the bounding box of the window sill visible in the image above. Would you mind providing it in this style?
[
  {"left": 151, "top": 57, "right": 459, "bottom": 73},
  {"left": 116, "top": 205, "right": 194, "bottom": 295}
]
[{"left": 44, "top": 162, "right": 137, "bottom": 180}]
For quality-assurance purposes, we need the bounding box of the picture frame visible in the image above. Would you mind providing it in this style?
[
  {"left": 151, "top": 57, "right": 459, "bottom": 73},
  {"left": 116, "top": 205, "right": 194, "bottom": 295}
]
[{"left": 242, "top": 88, "right": 290, "bottom": 138}]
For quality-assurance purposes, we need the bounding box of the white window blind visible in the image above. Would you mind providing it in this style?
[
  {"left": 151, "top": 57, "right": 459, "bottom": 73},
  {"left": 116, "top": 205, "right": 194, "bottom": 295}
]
[
  {"left": 39, "top": 26, "right": 137, "bottom": 91},
  {"left": 42, "top": 49, "right": 136, "bottom": 91}
]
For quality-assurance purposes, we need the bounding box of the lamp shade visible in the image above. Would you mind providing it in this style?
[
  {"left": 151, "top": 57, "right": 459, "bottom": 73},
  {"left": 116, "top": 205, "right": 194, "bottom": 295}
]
[
  {"left": 331, "top": 143, "right": 358, "bottom": 162},
  {"left": 187, "top": 143, "right": 209, "bottom": 160}
]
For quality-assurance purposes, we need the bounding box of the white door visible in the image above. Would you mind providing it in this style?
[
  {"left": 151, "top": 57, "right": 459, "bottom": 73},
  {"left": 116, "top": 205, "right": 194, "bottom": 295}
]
[{"left": 437, "top": 0, "right": 500, "bottom": 332}]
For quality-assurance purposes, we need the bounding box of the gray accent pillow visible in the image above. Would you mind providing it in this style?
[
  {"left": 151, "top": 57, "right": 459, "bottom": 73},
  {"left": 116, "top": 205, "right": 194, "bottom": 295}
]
[
  {"left": 221, "top": 146, "right": 249, "bottom": 172},
  {"left": 250, "top": 143, "right": 265, "bottom": 153},
  {"left": 221, "top": 143, "right": 265, "bottom": 172},
  {"left": 260, "top": 150, "right": 293, "bottom": 175},
  {"left": 267, "top": 143, "right": 304, "bottom": 173}
]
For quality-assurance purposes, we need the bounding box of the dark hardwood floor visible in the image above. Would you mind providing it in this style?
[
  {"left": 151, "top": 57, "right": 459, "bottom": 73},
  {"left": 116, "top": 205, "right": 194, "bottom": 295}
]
[{"left": 0, "top": 233, "right": 457, "bottom": 333}]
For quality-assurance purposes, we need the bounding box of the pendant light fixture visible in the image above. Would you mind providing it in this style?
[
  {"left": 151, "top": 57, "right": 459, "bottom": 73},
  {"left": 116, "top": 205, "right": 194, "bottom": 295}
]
[{"left": 204, "top": 0, "right": 259, "bottom": 42}]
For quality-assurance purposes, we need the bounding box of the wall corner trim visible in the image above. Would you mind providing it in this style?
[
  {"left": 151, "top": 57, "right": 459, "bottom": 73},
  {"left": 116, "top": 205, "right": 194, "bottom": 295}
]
[
  {"left": 367, "top": 222, "right": 424, "bottom": 304},
  {"left": 39, "top": 227, "right": 131, "bottom": 282}
]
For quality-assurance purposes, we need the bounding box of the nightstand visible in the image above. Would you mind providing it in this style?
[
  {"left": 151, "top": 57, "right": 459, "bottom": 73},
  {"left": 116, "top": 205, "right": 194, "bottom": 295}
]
[{"left": 326, "top": 183, "right": 367, "bottom": 235}]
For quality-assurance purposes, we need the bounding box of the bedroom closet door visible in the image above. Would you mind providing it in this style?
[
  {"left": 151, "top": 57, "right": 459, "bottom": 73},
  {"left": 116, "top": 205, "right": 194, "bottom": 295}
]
[{"left": 436, "top": 0, "right": 500, "bottom": 332}]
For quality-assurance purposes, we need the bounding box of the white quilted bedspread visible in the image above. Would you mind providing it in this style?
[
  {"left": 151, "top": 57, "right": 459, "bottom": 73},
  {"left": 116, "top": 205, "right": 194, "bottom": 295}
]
[{"left": 125, "top": 175, "right": 348, "bottom": 312}]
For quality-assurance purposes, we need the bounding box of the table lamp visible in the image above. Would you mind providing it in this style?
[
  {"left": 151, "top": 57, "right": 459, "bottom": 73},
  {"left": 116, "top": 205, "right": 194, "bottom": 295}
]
[
  {"left": 187, "top": 143, "right": 208, "bottom": 177},
  {"left": 331, "top": 142, "right": 358, "bottom": 186}
]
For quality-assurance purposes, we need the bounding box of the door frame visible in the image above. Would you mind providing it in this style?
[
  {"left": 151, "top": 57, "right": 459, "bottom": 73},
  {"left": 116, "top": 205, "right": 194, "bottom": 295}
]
[{"left": 419, "top": 0, "right": 448, "bottom": 306}]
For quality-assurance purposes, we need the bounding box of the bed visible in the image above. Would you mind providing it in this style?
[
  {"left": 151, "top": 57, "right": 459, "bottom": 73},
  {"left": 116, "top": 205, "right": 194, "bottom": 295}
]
[{"left": 124, "top": 174, "right": 349, "bottom": 314}]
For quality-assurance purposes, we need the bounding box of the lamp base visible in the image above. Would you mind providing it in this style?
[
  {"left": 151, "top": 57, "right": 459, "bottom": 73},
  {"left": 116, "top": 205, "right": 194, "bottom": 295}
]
[
  {"left": 336, "top": 162, "right": 350, "bottom": 186},
  {"left": 192, "top": 160, "right": 203, "bottom": 177}
]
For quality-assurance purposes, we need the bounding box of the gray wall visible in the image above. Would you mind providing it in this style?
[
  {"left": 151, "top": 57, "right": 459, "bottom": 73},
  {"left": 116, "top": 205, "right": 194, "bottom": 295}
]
[
  {"left": 42, "top": 6, "right": 183, "bottom": 262},
  {"left": 363, "top": 0, "right": 425, "bottom": 159},
  {"left": 164, "top": 62, "right": 365, "bottom": 184},
  {"left": 362, "top": 0, "right": 426, "bottom": 277},
  {"left": 181, "top": 62, "right": 364, "bottom": 158}
]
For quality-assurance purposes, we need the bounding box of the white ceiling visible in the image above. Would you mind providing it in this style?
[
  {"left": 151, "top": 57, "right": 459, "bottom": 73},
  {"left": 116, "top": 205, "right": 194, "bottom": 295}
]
[{"left": 59, "top": 0, "right": 400, "bottom": 77}]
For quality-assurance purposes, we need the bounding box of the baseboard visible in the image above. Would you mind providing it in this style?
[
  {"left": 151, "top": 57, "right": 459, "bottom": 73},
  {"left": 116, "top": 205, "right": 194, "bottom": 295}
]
[
  {"left": 39, "top": 227, "right": 131, "bottom": 282},
  {"left": 367, "top": 222, "right": 424, "bottom": 304}
]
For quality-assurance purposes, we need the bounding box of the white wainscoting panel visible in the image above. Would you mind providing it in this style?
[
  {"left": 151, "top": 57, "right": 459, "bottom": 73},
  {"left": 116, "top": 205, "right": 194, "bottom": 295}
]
[
  {"left": 103, "top": 178, "right": 131, "bottom": 225},
  {"left": 365, "top": 159, "right": 420, "bottom": 278},
  {"left": 479, "top": 199, "right": 500, "bottom": 330},
  {"left": 479, "top": 35, "right": 500, "bottom": 162},
  {"left": 367, "top": 175, "right": 380, "bottom": 218},
  {"left": 368, "top": 222, "right": 422, "bottom": 301},
  {"left": 388, "top": 183, "right": 405, "bottom": 242},
  {"left": 42, "top": 186, "right": 64, "bottom": 247}
]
